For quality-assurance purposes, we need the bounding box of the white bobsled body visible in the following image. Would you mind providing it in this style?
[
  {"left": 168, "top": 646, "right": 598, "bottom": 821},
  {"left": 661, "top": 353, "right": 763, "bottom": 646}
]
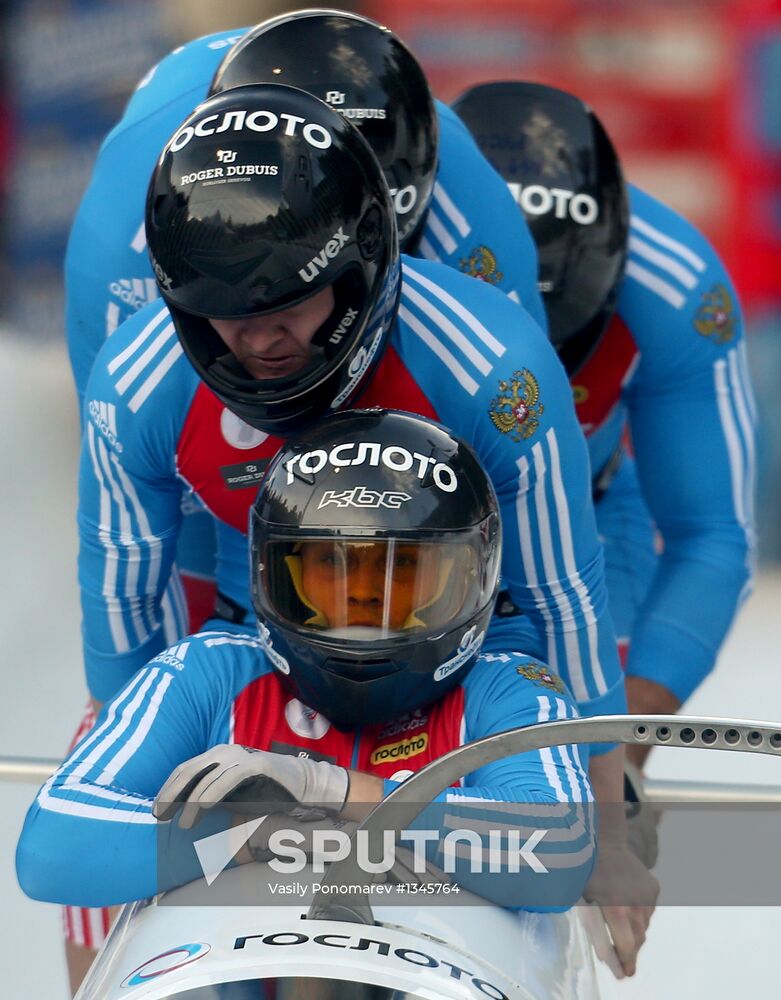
[{"left": 76, "top": 865, "right": 598, "bottom": 1000}]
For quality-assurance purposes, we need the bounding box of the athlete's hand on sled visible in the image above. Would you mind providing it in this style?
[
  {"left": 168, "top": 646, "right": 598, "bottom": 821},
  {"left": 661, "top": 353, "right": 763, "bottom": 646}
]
[
  {"left": 584, "top": 841, "right": 659, "bottom": 978},
  {"left": 153, "top": 745, "right": 350, "bottom": 829},
  {"left": 624, "top": 761, "right": 660, "bottom": 869},
  {"left": 234, "top": 811, "right": 358, "bottom": 864}
]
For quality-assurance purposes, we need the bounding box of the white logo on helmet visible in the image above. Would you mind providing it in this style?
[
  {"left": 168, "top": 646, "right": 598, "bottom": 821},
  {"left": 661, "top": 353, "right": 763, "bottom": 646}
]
[
  {"left": 285, "top": 443, "right": 458, "bottom": 493},
  {"left": 284, "top": 699, "right": 330, "bottom": 740},
  {"left": 324, "top": 90, "right": 387, "bottom": 121},
  {"left": 318, "top": 486, "right": 412, "bottom": 509},
  {"left": 332, "top": 326, "right": 385, "bottom": 410},
  {"left": 150, "top": 256, "right": 173, "bottom": 291},
  {"left": 298, "top": 227, "right": 350, "bottom": 284},
  {"left": 328, "top": 307, "right": 359, "bottom": 347},
  {"left": 257, "top": 622, "right": 290, "bottom": 675},
  {"left": 507, "top": 182, "right": 599, "bottom": 225},
  {"left": 433, "top": 626, "right": 484, "bottom": 682},
  {"left": 220, "top": 408, "right": 268, "bottom": 450},
  {"left": 347, "top": 346, "right": 368, "bottom": 379},
  {"left": 389, "top": 185, "right": 418, "bottom": 216},
  {"left": 170, "top": 109, "right": 333, "bottom": 153}
]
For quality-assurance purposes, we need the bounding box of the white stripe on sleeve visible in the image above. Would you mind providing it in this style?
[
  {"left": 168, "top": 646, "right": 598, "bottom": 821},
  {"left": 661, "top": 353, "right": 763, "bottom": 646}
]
[
  {"left": 398, "top": 304, "right": 479, "bottom": 395},
  {"left": 403, "top": 262, "right": 506, "bottom": 358},
  {"left": 107, "top": 307, "right": 170, "bottom": 376},
  {"left": 630, "top": 214, "right": 706, "bottom": 272},
  {"left": 433, "top": 181, "right": 471, "bottom": 238},
  {"left": 628, "top": 235, "right": 699, "bottom": 290},
  {"left": 624, "top": 260, "right": 686, "bottom": 309}
]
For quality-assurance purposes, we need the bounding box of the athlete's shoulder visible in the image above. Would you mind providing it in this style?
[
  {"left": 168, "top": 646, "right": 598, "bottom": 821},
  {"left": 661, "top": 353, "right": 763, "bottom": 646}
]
[
  {"left": 148, "top": 626, "right": 272, "bottom": 700},
  {"left": 620, "top": 183, "right": 743, "bottom": 361},
  {"left": 83, "top": 300, "right": 196, "bottom": 424},
  {"left": 465, "top": 651, "right": 576, "bottom": 720},
  {"left": 628, "top": 184, "right": 717, "bottom": 256},
  {"left": 435, "top": 98, "right": 470, "bottom": 138},
  {"left": 398, "top": 254, "right": 552, "bottom": 360},
  {"left": 104, "top": 28, "right": 248, "bottom": 146},
  {"left": 623, "top": 183, "right": 736, "bottom": 313}
]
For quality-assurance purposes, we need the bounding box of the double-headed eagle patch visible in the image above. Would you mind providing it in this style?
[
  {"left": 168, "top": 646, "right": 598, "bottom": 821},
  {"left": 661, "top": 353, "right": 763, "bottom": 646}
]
[
  {"left": 693, "top": 283, "right": 736, "bottom": 344},
  {"left": 489, "top": 369, "right": 544, "bottom": 441},
  {"left": 516, "top": 662, "right": 567, "bottom": 693},
  {"left": 459, "top": 244, "right": 504, "bottom": 286}
]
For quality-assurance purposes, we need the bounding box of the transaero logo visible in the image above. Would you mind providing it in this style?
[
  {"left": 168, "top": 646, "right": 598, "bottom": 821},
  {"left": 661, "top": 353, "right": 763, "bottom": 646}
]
[
  {"left": 257, "top": 622, "right": 291, "bottom": 675},
  {"left": 433, "top": 626, "right": 484, "bottom": 682},
  {"left": 120, "top": 943, "right": 210, "bottom": 987}
]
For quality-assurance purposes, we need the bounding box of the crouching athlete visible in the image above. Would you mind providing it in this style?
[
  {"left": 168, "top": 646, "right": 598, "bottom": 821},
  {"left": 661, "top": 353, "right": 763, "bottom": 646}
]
[{"left": 17, "top": 409, "right": 595, "bottom": 917}]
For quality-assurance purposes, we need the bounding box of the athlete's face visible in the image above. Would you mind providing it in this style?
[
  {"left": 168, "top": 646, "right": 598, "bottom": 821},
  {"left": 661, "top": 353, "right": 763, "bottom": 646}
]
[
  {"left": 209, "top": 285, "right": 335, "bottom": 380},
  {"left": 299, "top": 541, "right": 442, "bottom": 630}
]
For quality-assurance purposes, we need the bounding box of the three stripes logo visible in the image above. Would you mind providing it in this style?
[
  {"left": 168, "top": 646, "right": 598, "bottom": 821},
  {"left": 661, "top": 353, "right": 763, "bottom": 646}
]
[
  {"left": 106, "top": 277, "right": 159, "bottom": 337},
  {"left": 109, "top": 278, "right": 159, "bottom": 311},
  {"left": 88, "top": 400, "right": 123, "bottom": 453},
  {"left": 625, "top": 214, "right": 706, "bottom": 311}
]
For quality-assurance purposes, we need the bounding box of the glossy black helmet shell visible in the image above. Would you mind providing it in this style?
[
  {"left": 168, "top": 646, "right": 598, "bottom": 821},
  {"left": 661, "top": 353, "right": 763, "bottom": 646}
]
[
  {"left": 250, "top": 409, "right": 501, "bottom": 728},
  {"left": 210, "top": 9, "right": 439, "bottom": 250},
  {"left": 146, "top": 83, "right": 400, "bottom": 434},
  {"left": 453, "top": 81, "right": 628, "bottom": 375}
]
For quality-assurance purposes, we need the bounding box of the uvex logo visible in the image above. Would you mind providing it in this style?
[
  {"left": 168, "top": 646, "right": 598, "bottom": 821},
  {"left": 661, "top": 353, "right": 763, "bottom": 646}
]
[
  {"left": 298, "top": 227, "right": 349, "bottom": 283},
  {"left": 328, "top": 306, "right": 358, "bottom": 346}
]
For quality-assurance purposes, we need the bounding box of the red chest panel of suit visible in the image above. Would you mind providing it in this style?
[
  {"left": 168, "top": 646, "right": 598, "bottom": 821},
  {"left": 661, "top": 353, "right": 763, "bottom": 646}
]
[
  {"left": 176, "top": 347, "right": 439, "bottom": 534},
  {"left": 233, "top": 672, "right": 465, "bottom": 783},
  {"left": 570, "top": 316, "right": 639, "bottom": 437}
]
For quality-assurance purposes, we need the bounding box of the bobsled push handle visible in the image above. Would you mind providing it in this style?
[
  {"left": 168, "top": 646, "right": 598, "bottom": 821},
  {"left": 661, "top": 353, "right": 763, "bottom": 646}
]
[{"left": 307, "top": 713, "right": 781, "bottom": 922}]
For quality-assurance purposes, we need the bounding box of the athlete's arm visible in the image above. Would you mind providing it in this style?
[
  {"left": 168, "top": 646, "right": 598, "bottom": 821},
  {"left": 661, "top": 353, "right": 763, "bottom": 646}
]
[
  {"left": 396, "top": 259, "right": 625, "bottom": 730},
  {"left": 16, "top": 632, "right": 260, "bottom": 907},
  {"left": 64, "top": 28, "right": 245, "bottom": 409},
  {"left": 408, "top": 652, "right": 595, "bottom": 910},
  {"left": 77, "top": 304, "right": 192, "bottom": 701},
  {"left": 622, "top": 188, "right": 756, "bottom": 706}
]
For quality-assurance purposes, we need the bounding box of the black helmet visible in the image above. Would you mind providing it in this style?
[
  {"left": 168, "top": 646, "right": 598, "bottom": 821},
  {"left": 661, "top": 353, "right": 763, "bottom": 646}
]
[
  {"left": 453, "top": 81, "right": 629, "bottom": 375},
  {"left": 250, "top": 409, "right": 501, "bottom": 729},
  {"left": 209, "top": 9, "right": 438, "bottom": 250},
  {"left": 145, "top": 83, "right": 400, "bottom": 435}
]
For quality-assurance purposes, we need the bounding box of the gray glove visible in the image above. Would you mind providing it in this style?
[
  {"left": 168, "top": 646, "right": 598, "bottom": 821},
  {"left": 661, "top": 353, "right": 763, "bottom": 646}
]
[
  {"left": 153, "top": 745, "right": 350, "bottom": 829},
  {"left": 624, "top": 761, "right": 660, "bottom": 869},
  {"left": 246, "top": 812, "right": 358, "bottom": 864}
]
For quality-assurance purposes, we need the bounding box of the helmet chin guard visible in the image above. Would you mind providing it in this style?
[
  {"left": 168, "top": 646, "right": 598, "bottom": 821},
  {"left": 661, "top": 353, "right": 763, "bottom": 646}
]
[{"left": 250, "top": 409, "right": 502, "bottom": 728}]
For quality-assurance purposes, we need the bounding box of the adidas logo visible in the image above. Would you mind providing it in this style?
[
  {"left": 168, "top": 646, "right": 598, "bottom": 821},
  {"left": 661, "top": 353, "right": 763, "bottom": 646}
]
[
  {"left": 88, "top": 400, "right": 123, "bottom": 452},
  {"left": 108, "top": 278, "right": 159, "bottom": 312}
]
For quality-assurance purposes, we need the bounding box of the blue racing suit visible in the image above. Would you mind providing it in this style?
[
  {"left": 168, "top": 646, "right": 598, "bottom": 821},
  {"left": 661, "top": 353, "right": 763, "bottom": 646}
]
[
  {"left": 17, "top": 627, "right": 594, "bottom": 909},
  {"left": 569, "top": 184, "right": 756, "bottom": 701}
]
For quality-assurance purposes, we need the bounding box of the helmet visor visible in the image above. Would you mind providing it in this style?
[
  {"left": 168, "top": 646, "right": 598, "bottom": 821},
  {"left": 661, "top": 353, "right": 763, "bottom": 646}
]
[{"left": 258, "top": 530, "right": 494, "bottom": 642}]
